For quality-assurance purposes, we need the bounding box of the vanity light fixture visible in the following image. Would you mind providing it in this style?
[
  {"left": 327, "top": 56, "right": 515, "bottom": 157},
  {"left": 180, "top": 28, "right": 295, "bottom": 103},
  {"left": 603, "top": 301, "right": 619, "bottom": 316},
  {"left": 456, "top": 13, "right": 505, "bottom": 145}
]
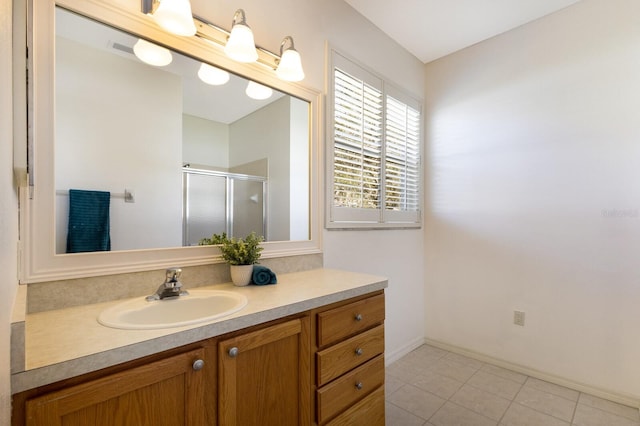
[
  {"left": 142, "top": 0, "right": 197, "bottom": 36},
  {"left": 245, "top": 81, "right": 273, "bottom": 100},
  {"left": 197, "top": 63, "right": 230, "bottom": 85},
  {"left": 224, "top": 9, "right": 258, "bottom": 63},
  {"left": 276, "top": 36, "right": 305, "bottom": 82},
  {"left": 140, "top": 4, "right": 305, "bottom": 81},
  {"left": 133, "top": 38, "right": 173, "bottom": 66}
]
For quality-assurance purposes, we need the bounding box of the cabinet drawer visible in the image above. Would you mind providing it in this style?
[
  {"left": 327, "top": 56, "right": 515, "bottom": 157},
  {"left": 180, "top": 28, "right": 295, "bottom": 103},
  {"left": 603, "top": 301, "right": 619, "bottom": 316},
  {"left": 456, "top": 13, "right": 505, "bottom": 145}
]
[
  {"left": 325, "top": 386, "right": 385, "bottom": 426},
  {"left": 316, "top": 355, "right": 384, "bottom": 424},
  {"left": 317, "top": 324, "right": 384, "bottom": 386},
  {"left": 317, "top": 294, "right": 385, "bottom": 347}
]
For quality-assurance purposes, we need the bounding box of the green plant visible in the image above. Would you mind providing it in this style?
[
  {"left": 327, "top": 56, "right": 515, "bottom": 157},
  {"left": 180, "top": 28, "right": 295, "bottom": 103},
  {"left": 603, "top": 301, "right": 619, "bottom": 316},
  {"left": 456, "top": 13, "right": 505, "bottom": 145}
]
[
  {"left": 200, "top": 232, "right": 264, "bottom": 265},
  {"left": 199, "top": 232, "right": 229, "bottom": 246}
]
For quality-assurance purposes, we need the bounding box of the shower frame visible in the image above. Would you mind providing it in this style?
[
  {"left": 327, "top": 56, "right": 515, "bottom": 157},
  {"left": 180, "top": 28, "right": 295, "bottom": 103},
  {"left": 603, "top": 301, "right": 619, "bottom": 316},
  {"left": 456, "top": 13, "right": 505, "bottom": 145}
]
[{"left": 182, "top": 167, "right": 268, "bottom": 246}]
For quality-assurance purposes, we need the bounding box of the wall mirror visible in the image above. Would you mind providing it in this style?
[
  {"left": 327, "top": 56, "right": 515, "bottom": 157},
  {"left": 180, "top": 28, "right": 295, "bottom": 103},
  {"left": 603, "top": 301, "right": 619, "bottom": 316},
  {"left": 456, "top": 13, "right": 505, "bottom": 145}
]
[{"left": 21, "top": 0, "right": 322, "bottom": 283}]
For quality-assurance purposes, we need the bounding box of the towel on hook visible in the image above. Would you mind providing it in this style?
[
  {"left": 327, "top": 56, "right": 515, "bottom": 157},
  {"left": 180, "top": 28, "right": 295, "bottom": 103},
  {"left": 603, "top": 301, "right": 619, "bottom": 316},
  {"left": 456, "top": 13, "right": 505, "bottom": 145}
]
[
  {"left": 66, "top": 189, "right": 111, "bottom": 253},
  {"left": 252, "top": 265, "right": 277, "bottom": 285}
]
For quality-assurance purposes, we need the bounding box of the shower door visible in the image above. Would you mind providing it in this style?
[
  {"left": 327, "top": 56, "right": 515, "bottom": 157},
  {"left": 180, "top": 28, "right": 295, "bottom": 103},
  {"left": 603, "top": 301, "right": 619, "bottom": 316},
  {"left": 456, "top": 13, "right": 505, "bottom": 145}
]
[
  {"left": 231, "top": 178, "right": 266, "bottom": 239},
  {"left": 183, "top": 169, "right": 266, "bottom": 246}
]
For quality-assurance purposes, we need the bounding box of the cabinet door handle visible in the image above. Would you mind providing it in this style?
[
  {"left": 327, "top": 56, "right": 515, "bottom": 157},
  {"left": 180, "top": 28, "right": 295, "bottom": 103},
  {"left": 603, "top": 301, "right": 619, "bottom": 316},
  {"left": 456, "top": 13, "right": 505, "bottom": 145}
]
[
  {"left": 192, "top": 359, "right": 205, "bottom": 371},
  {"left": 355, "top": 348, "right": 363, "bottom": 356},
  {"left": 355, "top": 382, "right": 363, "bottom": 390},
  {"left": 354, "top": 314, "right": 363, "bottom": 322},
  {"left": 228, "top": 347, "right": 239, "bottom": 358}
]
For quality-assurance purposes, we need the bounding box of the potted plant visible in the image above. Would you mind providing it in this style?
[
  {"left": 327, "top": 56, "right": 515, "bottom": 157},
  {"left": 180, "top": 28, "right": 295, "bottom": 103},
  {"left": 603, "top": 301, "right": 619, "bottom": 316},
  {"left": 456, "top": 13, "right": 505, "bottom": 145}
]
[{"left": 200, "top": 232, "right": 264, "bottom": 286}]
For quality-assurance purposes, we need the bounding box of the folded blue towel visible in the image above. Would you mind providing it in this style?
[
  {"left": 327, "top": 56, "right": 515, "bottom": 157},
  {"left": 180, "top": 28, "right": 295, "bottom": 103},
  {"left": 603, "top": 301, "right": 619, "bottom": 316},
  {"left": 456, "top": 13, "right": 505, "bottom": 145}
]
[
  {"left": 66, "top": 189, "right": 111, "bottom": 253},
  {"left": 252, "top": 265, "right": 277, "bottom": 285}
]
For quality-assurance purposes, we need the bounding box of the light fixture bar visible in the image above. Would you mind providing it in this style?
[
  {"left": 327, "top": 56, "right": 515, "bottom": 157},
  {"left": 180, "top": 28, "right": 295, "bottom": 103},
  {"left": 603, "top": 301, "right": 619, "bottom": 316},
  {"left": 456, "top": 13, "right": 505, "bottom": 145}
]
[
  {"left": 141, "top": 0, "right": 156, "bottom": 14},
  {"left": 141, "top": 3, "right": 296, "bottom": 75},
  {"left": 193, "top": 15, "right": 280, "bottom": 71}
]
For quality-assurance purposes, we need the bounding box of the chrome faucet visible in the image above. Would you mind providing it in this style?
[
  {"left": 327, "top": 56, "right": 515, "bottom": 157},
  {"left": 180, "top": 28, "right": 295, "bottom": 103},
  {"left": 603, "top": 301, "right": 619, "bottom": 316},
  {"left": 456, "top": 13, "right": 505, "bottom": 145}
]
[{"left": 146, "top": 267, "right": 189, "bottom": 301}]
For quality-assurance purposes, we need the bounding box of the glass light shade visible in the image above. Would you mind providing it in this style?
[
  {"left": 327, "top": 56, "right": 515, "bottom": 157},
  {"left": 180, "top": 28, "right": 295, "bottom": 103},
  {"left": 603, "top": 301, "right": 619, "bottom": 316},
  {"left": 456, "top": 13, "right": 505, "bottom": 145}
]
[
  {"left": 224, "top": 24, "right": 258, "bottom": 62},
  {"left": 197, "top": 63, "right": 230, "bottom": 85},
  {"left": 153, "top": 0, "right": 196, "bottom": 36},
  {"left": 133, "top": 39, "right": 173, "bottom": 66},
  {"left": 276, "top": 49, "right": 305, "bottom": 82},
  {"left": 245, "top": 81, "right": 273, "bottom": 100}
]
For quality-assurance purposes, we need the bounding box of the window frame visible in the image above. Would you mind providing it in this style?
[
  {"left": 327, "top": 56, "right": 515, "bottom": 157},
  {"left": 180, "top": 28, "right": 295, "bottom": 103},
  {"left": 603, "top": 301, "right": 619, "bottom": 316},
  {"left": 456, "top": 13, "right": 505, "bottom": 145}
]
[{"left": 326, "top": 49, "right": 423, "bottom": 230}]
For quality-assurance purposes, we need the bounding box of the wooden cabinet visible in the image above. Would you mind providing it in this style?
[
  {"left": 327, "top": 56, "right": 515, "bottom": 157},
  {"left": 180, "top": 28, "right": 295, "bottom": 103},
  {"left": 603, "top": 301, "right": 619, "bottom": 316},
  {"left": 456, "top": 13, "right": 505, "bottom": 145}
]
[
  {"left": 13, "top": 292, "right": 384, "bottom": 426},
  {"left": 313, "top": 292, "right": 385, "bottom": 425},
  {"left": 24, "top": 348, "right": 209, "bottom": 426},
  {"left": 218, "top": 317, "right": 311, "bottom": 426}
]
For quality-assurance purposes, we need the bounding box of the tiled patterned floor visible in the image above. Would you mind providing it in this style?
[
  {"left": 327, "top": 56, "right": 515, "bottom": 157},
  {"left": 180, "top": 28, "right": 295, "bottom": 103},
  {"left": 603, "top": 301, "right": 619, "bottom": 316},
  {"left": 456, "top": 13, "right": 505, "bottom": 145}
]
[{"left": 385, "top": 344, "right": 640, "bottom": 426}]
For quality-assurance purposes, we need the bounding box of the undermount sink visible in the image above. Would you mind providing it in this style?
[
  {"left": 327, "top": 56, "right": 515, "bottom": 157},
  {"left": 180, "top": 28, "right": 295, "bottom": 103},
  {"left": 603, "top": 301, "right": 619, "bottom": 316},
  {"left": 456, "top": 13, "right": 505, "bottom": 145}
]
[{"left": 98, "top": 289, "right": 248, "bottom": 330}]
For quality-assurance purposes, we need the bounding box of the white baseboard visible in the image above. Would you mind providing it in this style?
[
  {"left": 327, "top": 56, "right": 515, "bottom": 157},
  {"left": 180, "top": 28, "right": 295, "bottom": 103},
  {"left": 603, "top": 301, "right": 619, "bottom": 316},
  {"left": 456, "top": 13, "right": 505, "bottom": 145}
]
[
  {"left": 385, "top": 336, "right": 426, "bottom": 365},
  {"left": 424, "top": 338, "right": 640, "bottom": 410}
]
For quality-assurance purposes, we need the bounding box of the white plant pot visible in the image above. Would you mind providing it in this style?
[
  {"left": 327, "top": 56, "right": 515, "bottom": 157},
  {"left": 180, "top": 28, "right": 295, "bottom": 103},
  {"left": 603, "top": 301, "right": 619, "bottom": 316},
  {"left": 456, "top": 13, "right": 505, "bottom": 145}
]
[{"left": 230, "top": 264, "right": 253, "bottom": 286}]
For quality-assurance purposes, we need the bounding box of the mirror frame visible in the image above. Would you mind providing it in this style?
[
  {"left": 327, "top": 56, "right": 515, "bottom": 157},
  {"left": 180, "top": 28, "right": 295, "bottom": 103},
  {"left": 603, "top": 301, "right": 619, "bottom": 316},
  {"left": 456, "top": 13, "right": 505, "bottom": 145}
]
[{"left": 20, "top": 0, "right": 322, "bottom": 283}]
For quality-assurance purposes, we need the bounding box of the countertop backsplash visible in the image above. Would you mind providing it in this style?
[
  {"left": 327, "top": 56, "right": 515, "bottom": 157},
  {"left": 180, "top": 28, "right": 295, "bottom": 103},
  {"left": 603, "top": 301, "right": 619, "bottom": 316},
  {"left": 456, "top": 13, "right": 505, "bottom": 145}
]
[{"left": 25, "top": 253, "right": 323, "bottom": 313}]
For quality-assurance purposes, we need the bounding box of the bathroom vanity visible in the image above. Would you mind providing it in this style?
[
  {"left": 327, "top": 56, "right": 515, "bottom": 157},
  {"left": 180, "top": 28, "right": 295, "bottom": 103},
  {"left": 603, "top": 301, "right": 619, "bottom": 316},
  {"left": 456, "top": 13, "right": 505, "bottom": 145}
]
[
  {"left": 11, "top": 269, "right": 387, "bottom": 425},
  {"left": 11, "top": 0, "right": 386, "bottom": 423}
]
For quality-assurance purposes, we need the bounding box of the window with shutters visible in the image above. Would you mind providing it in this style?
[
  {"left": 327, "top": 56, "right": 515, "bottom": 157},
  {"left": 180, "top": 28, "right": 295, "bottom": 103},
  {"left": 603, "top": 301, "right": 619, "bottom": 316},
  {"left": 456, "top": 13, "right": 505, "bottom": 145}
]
[{"left": 327, "top": 51, "right": 422, "bottom": 229}]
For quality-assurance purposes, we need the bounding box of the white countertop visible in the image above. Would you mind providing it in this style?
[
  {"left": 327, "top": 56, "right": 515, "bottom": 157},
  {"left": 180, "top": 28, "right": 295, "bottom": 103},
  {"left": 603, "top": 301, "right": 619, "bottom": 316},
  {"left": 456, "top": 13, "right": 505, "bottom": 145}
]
[{"left": 12, "top": 268, "right": 387, "bottom": 394}]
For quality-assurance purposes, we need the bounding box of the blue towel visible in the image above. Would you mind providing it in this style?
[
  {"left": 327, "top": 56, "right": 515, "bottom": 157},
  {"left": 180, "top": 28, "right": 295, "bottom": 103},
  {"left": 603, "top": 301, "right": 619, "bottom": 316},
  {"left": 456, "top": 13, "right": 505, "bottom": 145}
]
[
  {"left": 252, "top": 265, "right": 277, "bottom": 285},
  {"left": 66, "top": 189, "right": 111, "bottom": 253}
]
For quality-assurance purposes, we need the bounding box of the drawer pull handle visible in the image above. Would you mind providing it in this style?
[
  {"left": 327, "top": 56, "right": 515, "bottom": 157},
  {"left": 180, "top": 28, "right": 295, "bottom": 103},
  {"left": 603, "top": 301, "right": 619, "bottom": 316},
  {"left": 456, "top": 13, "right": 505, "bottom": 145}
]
[
  {"left": 355, "top": 314, "right": 363, "bottom": 322},
  {"left": 192, "top": 359, "right": 205, "bottom": 371},
  {"left": 355, "top": 348, "right": 363, "bottom": 356},
  {"left": 228, "top": 347, "right": 239, "bottom": 358},
  {"left": 355, "top": 382, "right": 363, "bottom": 390}
]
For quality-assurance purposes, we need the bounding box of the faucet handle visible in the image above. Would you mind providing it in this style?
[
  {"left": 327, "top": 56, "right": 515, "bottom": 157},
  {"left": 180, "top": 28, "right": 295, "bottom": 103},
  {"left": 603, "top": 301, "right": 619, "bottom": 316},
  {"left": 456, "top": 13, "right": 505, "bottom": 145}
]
[{"left": 166, "top": 267, "right": 182, "bottom": 282}]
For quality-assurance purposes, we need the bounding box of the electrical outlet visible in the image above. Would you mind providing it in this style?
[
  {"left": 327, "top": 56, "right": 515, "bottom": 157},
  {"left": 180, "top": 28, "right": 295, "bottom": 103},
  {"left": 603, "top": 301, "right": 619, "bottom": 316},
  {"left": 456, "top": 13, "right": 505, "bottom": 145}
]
[{"left": 513, "top": 311, "right": 525, "bottom": 326}]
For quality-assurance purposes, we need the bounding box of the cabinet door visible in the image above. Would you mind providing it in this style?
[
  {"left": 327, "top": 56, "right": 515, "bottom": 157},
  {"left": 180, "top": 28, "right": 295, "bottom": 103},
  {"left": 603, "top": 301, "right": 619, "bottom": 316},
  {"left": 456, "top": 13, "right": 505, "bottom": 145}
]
[
  {"left": 218, "top": 317, "right": 311, "bottom": 426},
  {"left": 25, "top": 348, "right": 207, "bottom": 426}
]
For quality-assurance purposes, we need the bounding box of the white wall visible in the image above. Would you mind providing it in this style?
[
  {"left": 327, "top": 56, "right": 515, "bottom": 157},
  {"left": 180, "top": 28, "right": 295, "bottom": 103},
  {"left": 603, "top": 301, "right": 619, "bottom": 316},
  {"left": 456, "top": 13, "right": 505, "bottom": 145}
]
[
  {"left": 230, "top": 97, "right": 291, "bottom": 241},
  {"left": 55, "top": 36, "right": 183, "bottom": 251},
  {"left": 187, "top": 97, "right": 309, "bottom": 242},
  {"left": 183, "top": 114, "right": 229, "bottom": 168},
  {"left": 315, "top": 2, "right": 427, "bottom": 361},
  {"left": 424, "top": 0, "right": 640, "bottom": 401},
  {"left": 186, "top": 0, "right": 427, "bottom": 360},
  {"left": 0, "top": 0, "right": 17, "bottom": 421}
]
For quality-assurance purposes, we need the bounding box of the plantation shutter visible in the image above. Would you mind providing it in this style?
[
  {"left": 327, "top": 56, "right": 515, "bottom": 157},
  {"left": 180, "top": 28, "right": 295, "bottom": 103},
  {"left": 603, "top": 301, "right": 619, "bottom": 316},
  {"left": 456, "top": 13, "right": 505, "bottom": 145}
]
[
  {"left": 384, "top": 91, "right": 421, "bottom": 223},
  {"left": 330, "top": 54, "right": 384, "bottom": 224},
  {"left": 328, "top": 50, "right": 422, "bottom": 228}
]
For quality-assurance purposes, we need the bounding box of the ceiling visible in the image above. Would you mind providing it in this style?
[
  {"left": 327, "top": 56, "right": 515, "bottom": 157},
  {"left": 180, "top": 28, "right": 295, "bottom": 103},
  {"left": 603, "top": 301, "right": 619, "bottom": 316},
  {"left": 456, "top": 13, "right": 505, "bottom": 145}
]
[{"left": 345, "top": 0, "right": 582, "bottom": 63}]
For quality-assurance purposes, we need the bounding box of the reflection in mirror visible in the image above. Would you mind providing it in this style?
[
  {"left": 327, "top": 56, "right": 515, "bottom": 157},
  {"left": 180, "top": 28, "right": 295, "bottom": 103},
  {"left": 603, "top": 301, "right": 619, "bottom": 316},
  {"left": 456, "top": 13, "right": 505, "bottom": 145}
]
[{"left": 53, "top": 8, "right": 310, "bottom": 254}]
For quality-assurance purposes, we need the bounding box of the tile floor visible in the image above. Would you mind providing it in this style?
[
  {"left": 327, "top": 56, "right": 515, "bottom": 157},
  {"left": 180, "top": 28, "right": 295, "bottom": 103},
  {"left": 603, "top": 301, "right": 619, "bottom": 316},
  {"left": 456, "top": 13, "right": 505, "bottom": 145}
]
[{"left": 385, "top": 344, "right": 640, "bottom": 426}]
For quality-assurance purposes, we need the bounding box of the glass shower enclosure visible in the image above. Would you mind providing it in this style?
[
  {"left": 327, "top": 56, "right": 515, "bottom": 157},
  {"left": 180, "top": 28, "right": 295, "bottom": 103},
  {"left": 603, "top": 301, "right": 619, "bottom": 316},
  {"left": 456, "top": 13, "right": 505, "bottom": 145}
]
[{"left": 182, "top": 167, "right": 267, "bottom": 246}]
